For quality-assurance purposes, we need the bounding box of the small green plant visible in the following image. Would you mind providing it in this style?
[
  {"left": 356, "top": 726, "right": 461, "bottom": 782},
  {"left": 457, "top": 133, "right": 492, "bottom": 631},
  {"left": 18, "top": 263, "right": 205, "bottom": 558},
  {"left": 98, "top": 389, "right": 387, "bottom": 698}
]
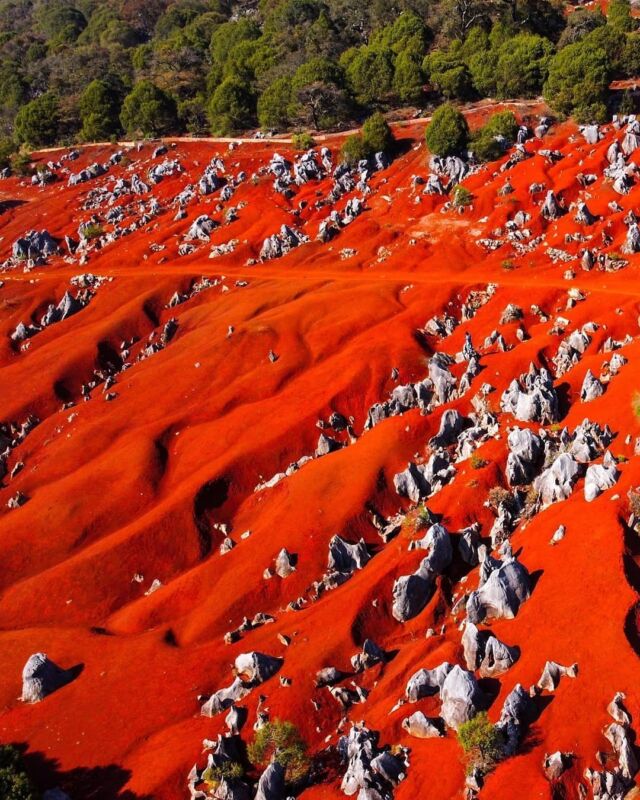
[
  {"left": 452, "top": 185, "right": 473, "bottom": 208},
  {"left": 292, "top": 132, "right": 315, "bottom": 150},
  {"left": 501, "top": 259, "right": 515, "bottom": 271},
  {"left": 81, "top": 222, "right": 104, "bottom": 241},
  {"left": 0, "top": 745, "right": 38, "bottom": 800},
  {"left": 341, "top": 133, "right": 367, "bottom": 165},
  {"left": 457, "top": 712, "right": 505, "bottom": 775},
  {"left": 487, "top": 486, "right": 515, "bottom": 513},
  {"left": 10, "top": 150, "right": 32, "bottom": 177},
  {"left": 202, "top": 760, "right": 244, "bottom": 789},
  {"left": 632, "top": 391, "right": 640, "bottom": 419},
  {"left": 414, "top": 502, "right": 433, "bottom": 530},
  {"left": 470, "top": 453, "right": 488, "bottom": 470},
  {"left": 248, "top": 720, "right": 310, "bottom": 785}
]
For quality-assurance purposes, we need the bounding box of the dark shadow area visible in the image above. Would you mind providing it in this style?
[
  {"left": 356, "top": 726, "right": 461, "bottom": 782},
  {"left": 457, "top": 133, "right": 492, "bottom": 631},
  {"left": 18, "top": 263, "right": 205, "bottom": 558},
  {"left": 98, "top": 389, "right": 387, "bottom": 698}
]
[
  {"left": 0, "top": 199, "right": 26, "bottom": 215},
  {"left": 193, "top": 477, "right": 230, "bottom": 558},
  {"left": 12, "top": 743, "right": 154, "bottom": 800},
  {"left": 96, "top": 340, "right": 123, "bottom": 374}
]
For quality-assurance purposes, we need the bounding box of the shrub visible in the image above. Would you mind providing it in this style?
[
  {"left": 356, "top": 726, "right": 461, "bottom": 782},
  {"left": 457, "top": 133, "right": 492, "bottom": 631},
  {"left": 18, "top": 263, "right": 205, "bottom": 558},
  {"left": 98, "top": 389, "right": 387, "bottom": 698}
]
[
  {"left": 628, "top": 487, "right": 640, "bottom": 520},
  {"left": 0, "top": 745, "right": 38, "bottom": 800},
  {"left": 452, "top": 185, "right": 473, "bottom": 208},
  {"left": 487, "top": 485, "right": 514, "bottom": 513},
  {"left": 470, "top": 453, "right": 488, "bottom": 469},
  {"left": 341, "top": 134, "right": 367, "bottom": 164},
  {"left": 362, "top": 112, "right": 393, "bottom": 153},
  {"left": 494, "top": 33, "right": 554, "bottom": 99},
  {"left": 0, "top": 136, "right": 17, "bottom": 169},
  {"left": 457, "top": 712, "right": 505, "bottom": 774},
  {"left": 426, "top": 103, "right": 469, "bottom": 157},
  {"left": 248, "top": 720, "right": 310, "bottom": 784},
  {"left": 81, "top": 222, "right": 104, "bottom": 241},
  {"left": 345, "top": 45, "right": 395, "bottom": 105},
  {"left": 10, "top": 150, "right": 32, "bottom": 176},
  {"left": 471, "top": 131, "right": 503, "bottom": 162},
  {"left": 482, "top": 111, "right": 518, "bottom": 142},
  {"left": 202, "top": 760, "right": 244, "bottom": 789},
  {"left": 292, "top": 132, "right": 315, "bottom": 150}
]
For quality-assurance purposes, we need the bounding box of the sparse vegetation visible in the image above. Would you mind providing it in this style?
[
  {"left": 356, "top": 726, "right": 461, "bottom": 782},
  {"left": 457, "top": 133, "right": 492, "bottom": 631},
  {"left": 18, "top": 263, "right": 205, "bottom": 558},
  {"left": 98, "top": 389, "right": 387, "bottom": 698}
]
[
  {"left": 470, "top": 453, "right": 488, "bottom": 470},
  {"left": 202, "top": 760, "right": 244, "bottom": 789},
  {"left": 457, "top": 712, "right": 505, "bottom": 775},
  {"left": 452, "top": 185, "right": 473, "bottom": 208},
  {"left": 248, "top": 720, "right": 310, "bottom": 785},
  {"left": 291, "top": 132, "right": 315, "bottom": 151},
  {"left": 0, "top": 745, "right": 38, "bottom": 800}
]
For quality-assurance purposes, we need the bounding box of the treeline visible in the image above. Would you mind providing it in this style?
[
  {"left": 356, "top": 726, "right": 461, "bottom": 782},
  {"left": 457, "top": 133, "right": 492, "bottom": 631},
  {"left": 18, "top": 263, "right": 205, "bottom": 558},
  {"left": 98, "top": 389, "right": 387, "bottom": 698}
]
[{"left": 0, "top": 0, "right": 639, "bottom": 159}]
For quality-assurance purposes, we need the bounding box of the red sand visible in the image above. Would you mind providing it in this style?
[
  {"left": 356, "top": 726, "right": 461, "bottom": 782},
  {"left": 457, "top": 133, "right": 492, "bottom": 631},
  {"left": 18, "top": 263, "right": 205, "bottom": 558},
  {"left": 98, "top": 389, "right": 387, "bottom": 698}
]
[{"left": 0, "top": 106, "right": 638, "bottom": 799}]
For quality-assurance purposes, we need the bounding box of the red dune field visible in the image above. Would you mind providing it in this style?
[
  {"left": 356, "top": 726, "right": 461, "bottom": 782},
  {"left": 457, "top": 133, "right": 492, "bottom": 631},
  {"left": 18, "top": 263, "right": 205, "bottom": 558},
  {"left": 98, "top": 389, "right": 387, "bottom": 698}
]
[{"left": 0, "top": 102, "right": 639, "bottom": 800}]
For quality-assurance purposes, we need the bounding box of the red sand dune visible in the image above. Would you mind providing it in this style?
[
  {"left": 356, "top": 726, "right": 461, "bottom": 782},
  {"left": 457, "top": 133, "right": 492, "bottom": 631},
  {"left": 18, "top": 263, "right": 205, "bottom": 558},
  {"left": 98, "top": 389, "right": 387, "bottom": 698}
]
[{"left": 0, "top": 103, "right": 639, "bottom": 800}]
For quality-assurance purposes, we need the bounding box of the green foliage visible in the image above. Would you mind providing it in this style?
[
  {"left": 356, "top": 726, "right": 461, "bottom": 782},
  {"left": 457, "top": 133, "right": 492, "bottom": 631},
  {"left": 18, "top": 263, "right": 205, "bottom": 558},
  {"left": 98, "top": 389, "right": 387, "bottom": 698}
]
[
  {"left": 10, "top": 150, "right": 33, "bottom": 177},
  {"left": 208, "top": 76, "right": 254, "bottom": 136},
  {"left": 341, "top": 133, "right": 367, "bottom": 164},
  {"left": 120, "top": 80, "right": 177, "bottom": 136},
  {"left": 15, "top": 93, "right": 60, "bottom": 147},
  {"left": 0, "top": 745, "right": 38, "bottom": 800},
  {"left": 494, "top": 33, "right": 554, "bottom": 99},
  {"left": 80, "top": 79, "right": 121, "bottom": 141},
  {"left": 619, "top": 89, "right": 637, "bottom": 117},
  {"left": 81, "top": 222, "right": 104, "bottom": 240},
  {"left": 345, "top": 45, "right": 394, "bottom": 105},
  {"left": 393, "top": 50, "right": 423, "bottom": 103},
  {"left": 558, "top": 8, "right": 605, "bottom": 49},
  {"left": 258, "top": 76, "right": 293, "bottom": 130},
  {"left": 424, "top": 49, "right": 473, "bottom": 100},
  {"left": 202, "top": 760, "right": 244, "bottom": 788},
  {"left": 622, "top": 34, "right": 640, "bottom": 78},
  {"left": 291, "top": 131, "right": 315, "bottom": 149},
  {"left": 452, "top": 184, "right": 473, "bottom": 207},
  {"left": 248, "top": 719, "right": 310, "bottom": 785},
  {"left": 426, "top": 102, "right": 469, "bottom": 157},
  {"left": 608, "top": 0, "right": 635, "bottom": 33},
  {"left": 362, "top": 111, "right": 393, "bottom": 153},
  {"left": 457, "top": 712, "right": 505, "bottom": 774},
  {"left": 544, "top": 32, "right": 612, "bottom": 121},
  {"left": 0, "top": 135, "right": 17, "bottom": 169},
  {"left": 482, "top": 110, "right": 518, "bottom": 141},
  {"left": 290, "top": 57, "right": 348, "bottom": 129}
]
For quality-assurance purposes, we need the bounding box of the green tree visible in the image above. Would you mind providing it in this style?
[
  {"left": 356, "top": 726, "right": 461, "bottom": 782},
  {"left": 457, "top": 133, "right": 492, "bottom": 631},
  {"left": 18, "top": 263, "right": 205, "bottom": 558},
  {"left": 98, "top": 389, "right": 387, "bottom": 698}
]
[
  {"left": 425, "top": 102, "right": 469, "bottom": 156},
  {"left": 494, "top": 33, "right": 554, "bottom": 99},
  {"left": 393, "top": 50, "right": 423, "bottom": 103},
  {"left": 424, "top": 49, "right": 473, "bottom": 100},
  {"left": 248, "top": 720, "right": 310, "bottom": 785},
  {"left": 468, "top": 50, "right": 499, "bottom": 96},
  {"left": 341, "top": 133, "right": 367, "bottom": 164},
  {"left": 622, "top": 34, "right": 640, "bottom": 78},
  {"left": 608, "top": 0, "right": 635, "bottom": 33},
  {"left": 120, "top": 80, "right": 177, "bottom": 136},
  {"left": 79, "top": 78, "right": 121, "bottom": 141},
  {"left": 345, "top": 45, "right": 394, "bottom": 105},
  {"left": 14, "top": 93, "right": 60, "bottom": 147},
  {"left": 0, "top": 136, "right": 16, "bottom": 169},
  {"left": 208, "top": 76, "right": 254, "bottom": 135},
  {"left": 290, "top": 57, "right": 348, "bottom": 129},
  {"left": 258, "top": 76, "right": 293, "bottom": 130},
  {"left": 482, "top": 110, "right": 518, "bottom": 141},
  {"left": 0, "top": 745, "right": 37, "bottom": 800},
  {"left": 543, "top": 36, "right": 611, "bottom": 122},
  {"left": 457, "top": 712, "right": 505, "bottom": 773}
]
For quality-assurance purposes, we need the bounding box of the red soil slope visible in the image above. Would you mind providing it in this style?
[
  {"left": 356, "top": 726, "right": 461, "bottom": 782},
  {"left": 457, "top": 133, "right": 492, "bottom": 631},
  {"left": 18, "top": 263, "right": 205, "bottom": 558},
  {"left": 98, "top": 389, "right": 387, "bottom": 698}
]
[{"left": 0, "top": 105, "right": 638, "bottom": 800}]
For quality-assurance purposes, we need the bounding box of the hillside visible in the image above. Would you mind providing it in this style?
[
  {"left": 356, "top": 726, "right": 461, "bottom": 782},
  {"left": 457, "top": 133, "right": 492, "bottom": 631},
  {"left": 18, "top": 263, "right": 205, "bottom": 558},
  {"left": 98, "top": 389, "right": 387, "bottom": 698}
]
[{"left": 0, "top": 101, "right": 639, "bottom": 800}]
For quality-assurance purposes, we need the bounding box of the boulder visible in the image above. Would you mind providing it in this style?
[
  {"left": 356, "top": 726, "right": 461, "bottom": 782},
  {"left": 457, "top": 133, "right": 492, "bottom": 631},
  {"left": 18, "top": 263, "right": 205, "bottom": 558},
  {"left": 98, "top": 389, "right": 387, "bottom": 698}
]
[
  {"left": 440, "top": 665, "right": 484, "bottom": 730},
  {"left": 580, "top": 369, "right": 605, "bottom": 402},
  {"left": 466, "top": 555, "right": 531, "bottom": 623},
  {"left": 584, "top": 451, "right": 619, "bottom": 501},
  {"left": 21, "top": 653, "right": 75, "bottom": 703},
  {"left": 506, "top": 427, "right": 543, "bottom": 486},
  {"left": 401, "top": 711, "right": 443, "bottom": 738},
  {"left": 405, "top": 662, "right": 453, "bottom": 702},
  {"left": 391, "top": 571, "right": 435, "bottom": 623},
  {"left": 533, "top": 453, "right": 581, "bottom": 507},
  {"left": 255, "top": 763, "right": 285, "bottom": 800},
  {"left": 234, "top": 652, "right": 282, "bottom": 684}
]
